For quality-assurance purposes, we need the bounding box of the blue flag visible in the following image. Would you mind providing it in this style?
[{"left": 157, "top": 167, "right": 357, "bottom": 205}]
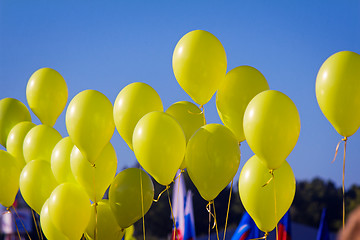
[
  {"left": 278, "top": 210, "right": 291, "bottom": 240},
  {"left": 316, "top": 208, "right": 330, "bottom": 240},
  {"left": 231, "top": 212, "right": 260, "bottom": 240}
]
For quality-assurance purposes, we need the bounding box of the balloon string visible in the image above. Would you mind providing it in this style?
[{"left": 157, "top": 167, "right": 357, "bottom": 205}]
[
  {"left": 262, "top": 169, "right": 274, "bottom": 187},
  {"left": 10, "top": 208, "right": 22, "bottom": 240},
  {"left": 222, "top": 180, "right": 233, "bottom": 240},
  {"left": 212, "top": 201, "right": 220, "bottom": 240},
  {"left": 206, "top": 201, "right": 217, "bottom": 229},
  {"left": 173, "top": 169, "right": 185, "bottom": 183},
  {"left": 330, "top": 136, "right": 347, "bottom": 230},
  {"left": 153, "top": 185, "right": 170, "bottom": 203},
  {"left": 251, "top": 232, "right": 269, "bottom": 240},
  {"left": 31, "top": 208, "right": 43, "bottom": 240},
  {"left": 12, "top": 205, "right": 32, "bottom": 240},
  {"left": 139, "top": 167, "right": 146, "bottom": 240},
  {"left": 167, "top": 188, "right": 178, "bottom": 240},
  {"left": 342, "top": 138, "right": 347, "bottom": 231},
  {"left": 208, "top": 203, "right": 211, "bottom": 240},
  {"left": 91, "top": 163, "right": 98, "bottom": 240},
  {"left": 273, "top": 174, "right": 278, "bottom": 240},
  {"left": 187, "top": 105, "right": 206, "bottom": 125}
]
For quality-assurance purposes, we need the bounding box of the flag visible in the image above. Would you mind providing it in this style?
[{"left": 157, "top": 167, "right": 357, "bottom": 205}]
[
  {"left": 231, "top": 212, "right": 260, "bottom": 240},
  {"left": 316, "top": 208, "right": 330, "bottom": 240},
  {"left": 171, "top": 170, "right": 186, "bottom": 240},
  {"left": 278, "top": 210, "right": 291, "bottom": 240},
  {"left": 184, "top": 190, "right": 196, "bottom": 240}
]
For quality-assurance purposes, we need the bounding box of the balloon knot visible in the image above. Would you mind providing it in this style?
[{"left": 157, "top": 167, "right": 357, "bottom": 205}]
[{"left": 91, "top": 163, "right": 96, "bottom": 168}]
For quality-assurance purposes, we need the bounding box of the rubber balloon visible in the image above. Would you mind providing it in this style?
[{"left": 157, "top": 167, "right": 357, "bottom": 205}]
[
  {"left": 7, "top": 121, "right": 36, "bottom": 169},
  {"left": 243, "top": 90, "right": 300, "bottom": 170},
  {"left": 51, "top": 137, "right": 77, "bottom": 184},
  {"left": 166, "top": 101, "right": 205, "bottom": 169},
  {"left": 20, "top": 159, "right": 58, "bottom": 214},
  {"left": 109, "top": 168, "right": 154, "bottom": 229},
  {"left": 185, "top": 124, "right": 240, "bottom": 201},
  {"left": 216, "top": 66, "right": 270, "bottom": 143},
  {"left": 40, "top": 199, "right": 69, "bottom": 240},
  {"left": 239, "top": 156, "right": 295, "bottom": 233},
  {"left": 113, "top": 82, "right": 163, "bottom": 150},
  {"left": 0, "top": 150, "right": 21, "bottom": 207},
  {"left": 71, "top": 143, "right": 117, "bottom": 202},
  {"left": 133, "top": 111, "right": 186, "bottom": 185},
  {"left": 0, "top": 98, "right": 31, "bottom": 147},
  {"left": 23, "top": 125, "right": 62, "bottom": 163},
  {"left": 316, "top": 51, "right": 360, "bottom": 137},
  {"left": 66, "top": 89, "right": 115, "bottom": 164},
  {"left": 48, "top": 183, "right": 91, "bottom": 240},
  {"left": 172, "top": 30, "right": 227, "bottom": 105},
  {"left": 26, "top": 68, "right": 68, "bottom": 127},
  {"left": 85, "top": 200, "right": 125, "bottom": 240}
]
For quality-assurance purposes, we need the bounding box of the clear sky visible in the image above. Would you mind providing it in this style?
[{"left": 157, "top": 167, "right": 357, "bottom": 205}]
[{"left": 1, "top": 1, "right": 360, "bottom": 189}]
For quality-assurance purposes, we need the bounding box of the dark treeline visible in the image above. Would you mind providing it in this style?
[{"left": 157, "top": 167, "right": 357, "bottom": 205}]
[{"left": 133, "top": 172, "right": 360, "bottom": 239}]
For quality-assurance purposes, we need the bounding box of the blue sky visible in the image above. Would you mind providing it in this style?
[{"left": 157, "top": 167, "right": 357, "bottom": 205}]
[{"left": 1, "top": 1, "right": 360, "bottom": 188}]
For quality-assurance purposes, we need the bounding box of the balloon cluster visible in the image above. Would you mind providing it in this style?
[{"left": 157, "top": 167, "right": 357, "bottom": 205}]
[{"left": 2, "top": 30, "right": 356, "bottom": 239}]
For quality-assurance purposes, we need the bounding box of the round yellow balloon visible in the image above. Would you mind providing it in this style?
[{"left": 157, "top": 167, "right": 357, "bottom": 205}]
[
  {"left": 216, "top": 66, "right": 270, "bottom": 143},
  {"left": 239, "top": 155, "right": 295, "bottom": 233},
  {"left": 0, "top": 150, "right": 21, "bottom": 207},
  {"left": 172, "top": 30, "right": 227, "bottom": 105},
  {"left": 166, "top": 101, "right": 205, "bottom": 169},
  {"left": 7, "top": 121, "right": 36, "bottom": 169},
  {"left": 85, "top": 200, "right": 125, "bottom": 240},
  {"left": 133, "top": 111, "right": 186, "bottom": 185},
  {"left": 20, "top": 159, "right": 58, "bottom": 214},
  {"left": 243, "top": 90, "right": 301, "bottom": 170},
  {"left": 40, "top": 199, "right": 69, "bottom": 240},
  {"left": 316, "top": 51, "right": 360, "bottom": 137},
  {"left": 23, "top": 124, "right": 62, "bottom": 163},
  {"left": 0, "top": 98, "right": 31, "bottom": 147},
  {"left": 48, "top": 182, "right": 91, "bottom": 240},
  {"left": 26, "top": 68, "right": 68, "bottom": 127},
  {"left": 71, "top": 143, "right": 117, "bottom": 202},
  {"left": 51, "top": 137, "right": 77, "bottom": 184},
  {"left": 109, "top": 168, "right": 154, "bottom": 229},
  {"left": 113, "top": 82, "right": 163, "bottom": 150},
  {"left": 185, "top": 123, "right": 240, "bottom": 201},
  {"left": 66, "top": 89, "right": 115, "bottom": 164}
]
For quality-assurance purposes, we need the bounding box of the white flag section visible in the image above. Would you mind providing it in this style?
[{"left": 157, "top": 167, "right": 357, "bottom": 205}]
[
  {"left": 172, "top": 170, "right": 186, "bottom": 240},
  {"left": 171, "top": 171, "right": 196, "bottom": 240}
]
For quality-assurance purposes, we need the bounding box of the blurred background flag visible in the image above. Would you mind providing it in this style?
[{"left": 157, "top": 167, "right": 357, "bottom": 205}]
[
  {"left": 316, "top": 208, "right": 330, "bottom": 240},
  {"left": 278, "top": 210, "right": 292, "bottom": 240},
  {"left": 231, "top": 211, "right": 260, "bottom": 240},
  {"left": 172, "top": 170, "right": 186, "bottom": 240},
  {"left": 184, "top": 190, "right": 196, "bottom": 240}
]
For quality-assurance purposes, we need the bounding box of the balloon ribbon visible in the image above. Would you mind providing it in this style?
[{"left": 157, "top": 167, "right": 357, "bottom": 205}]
[
  {"left": 167, "top": 188, "right": 178, "bottom": 240},
  {"left": 187, "top": 105, "right": 206, "bottom": 125},
  {"left": 153, "top": 185, "right": 170, "bottom": 203},
  {"left": 332, "top": 137, "right": 347, "bottom": 230},
  {"left": 251, "top": 232, "right": 269, "bottom": 240},
  {"left": 262, "top": 169, "right": 274, "bottom": 187},
  {"left": 222, "top": 180, "right": 233, "bottom": 240},
  {"left": 12, "top": 205, "right": 32, "bottom": 240},
  {"left": 206, "top": 201, "right": 219, "bottom": 240},
  {"left": 139, "top": 167, "right": 146, "bottom": 240}
]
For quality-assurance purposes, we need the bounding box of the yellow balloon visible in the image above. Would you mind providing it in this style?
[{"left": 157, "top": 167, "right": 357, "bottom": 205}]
[
  {"left": 316, "top": 51, "right": 360, "bottom": 137},
  {"left": 71, "top": 143, "right": 117, "bottom": 202},
  {"left": 109, "top": 168, "right": 154, "bottom": 229},
  {"left": 66, "top": 90, "right": 115, "bottom": 164},
  {"left": 26, "top": 68, "right": 68, "bottom": 127},
  {"left": 20, "top": 159, "right": 58, "bottom": 214},
  {"left": 243, "top": 90, "right": 300, "bottom": 170},
  {"left": 166, "top": 101, "right": 206, "bottom": 169},
  {"left": 216, "top": 66, "right": 270, "bottom": 143},
  {"left": 23, "top": 124, "right": 62, "bottom": 163},
  {"left": 51, "top": 137, "right": 77, "bottom": 184},
  {"left": 113, "top": 82, "right": 163, "bottom": 150},
  {"left": 185, "top": 123, "right": 240, "bottom": 201},
  {"left": 7, "top": 121, "right": 36, "bottom": 169},
  {"left": 85, "top": 200, "right": 125, "bottom": 240},
  {"left": 239, "top": 156, "right": 295, "bottom": 233},
  {"left": 0, "top": 150, "right": 21, "bottom": 207},
  {"left": 173, "top": 30, "right": 227, "bottom": 105},
  {"left": 40, "top": 199, "right": 69, "bottom": 240},
  {"left": 133, "top": 111, "right": 186, "bottom": 185},
  {"left": 0, "top": 98, "right": 31, "bottom": 147},
  {"left": 48, "top": 182, "right": 91, "bottom": 240}
]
